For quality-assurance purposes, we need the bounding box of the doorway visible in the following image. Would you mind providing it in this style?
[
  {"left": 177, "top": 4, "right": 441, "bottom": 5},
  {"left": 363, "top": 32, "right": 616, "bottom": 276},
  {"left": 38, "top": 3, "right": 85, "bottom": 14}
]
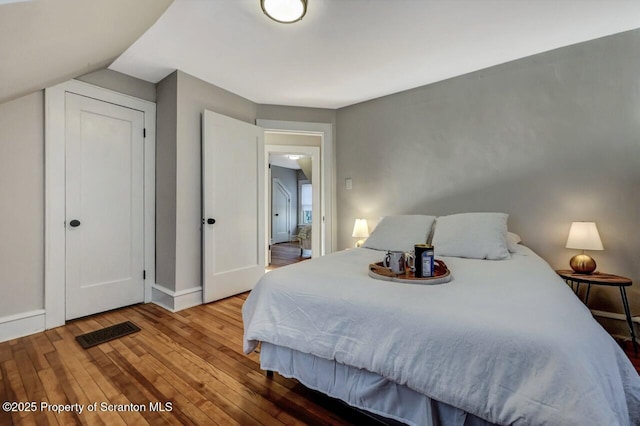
[
  {"left": 64, "top": 93, "right": 145, "bottom": 320},
  {"left": 267, "top": 152, "right": 315, "bottom": 270},
  {"left": 257, "top": 120, "right": 335, "bottom": 255},
  {"left": 45, "top": 80, "right": 156, "bottom": 329},
  {"left": 265, "top": 145, "right": 320, "bottom": 269}
]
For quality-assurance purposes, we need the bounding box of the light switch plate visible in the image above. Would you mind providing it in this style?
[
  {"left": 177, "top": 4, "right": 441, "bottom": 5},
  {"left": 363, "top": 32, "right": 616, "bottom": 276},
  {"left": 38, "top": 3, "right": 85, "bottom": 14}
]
[{"left": 345, "top": 178, "right": 353, "bottom": 190}]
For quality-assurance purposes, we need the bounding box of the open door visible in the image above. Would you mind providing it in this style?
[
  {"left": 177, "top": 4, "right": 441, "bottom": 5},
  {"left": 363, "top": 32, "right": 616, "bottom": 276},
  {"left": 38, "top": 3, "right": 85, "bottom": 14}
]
[{"left": 202, "top": 110, "right": 265, "bottom": 303}]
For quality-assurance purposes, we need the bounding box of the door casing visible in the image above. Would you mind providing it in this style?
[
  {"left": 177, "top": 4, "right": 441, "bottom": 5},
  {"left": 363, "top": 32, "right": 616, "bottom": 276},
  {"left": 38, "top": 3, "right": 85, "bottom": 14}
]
[
  {"left": 257, "top": 120, "right": 335, "bottom": 254},
  {"left": 45, "top": 80, "right": 156, "bottom": 329}
]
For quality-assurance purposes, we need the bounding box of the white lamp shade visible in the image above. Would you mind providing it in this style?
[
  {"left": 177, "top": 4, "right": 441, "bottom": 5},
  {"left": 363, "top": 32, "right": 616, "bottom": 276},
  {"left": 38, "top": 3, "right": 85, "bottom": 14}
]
[
  {"left": 566, "top": 222, "right": 604, "bottom": 250},
  {"left": 352, "top": 218, "right": 369, "bottom": 239},
  {"left": 261, "top": 0, "right": 307, "bottom": 23}
]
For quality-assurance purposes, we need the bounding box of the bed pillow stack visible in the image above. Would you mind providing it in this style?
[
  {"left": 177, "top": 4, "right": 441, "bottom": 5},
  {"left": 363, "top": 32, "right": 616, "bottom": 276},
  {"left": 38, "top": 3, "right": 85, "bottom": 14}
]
[
  {"left": 507, "top": 231, "right": 522, "bottom": 253},
  {"left": 362, "top": 215, "right": 436, "bottom": 252},
  {"left": 431, "top": 212, "right": 510, "bottom": 260}
]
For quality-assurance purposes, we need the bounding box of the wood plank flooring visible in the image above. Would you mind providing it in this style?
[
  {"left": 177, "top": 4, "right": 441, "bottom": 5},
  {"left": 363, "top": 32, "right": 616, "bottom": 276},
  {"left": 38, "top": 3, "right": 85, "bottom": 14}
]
[
  {"left": 620, "top": 341, "right": 640, "bottom": 374},
  {"left": 1, "top": 295, "right": 638, "bottom": 425},
  {"left": 267, "top": 242, "right": 310, "bottom": 271},
  {"left": 0, "top": 294, "right": 376, "bottom": 426}
]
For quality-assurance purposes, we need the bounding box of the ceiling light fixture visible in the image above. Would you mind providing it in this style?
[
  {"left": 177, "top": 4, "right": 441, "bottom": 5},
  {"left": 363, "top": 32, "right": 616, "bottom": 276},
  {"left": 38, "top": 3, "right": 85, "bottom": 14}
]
[
  {"left": 261, "top": 0, "right": 307, "bottom": 24},
  {"left": 287, "top": 154, "right": 302, "bottom": 160}
]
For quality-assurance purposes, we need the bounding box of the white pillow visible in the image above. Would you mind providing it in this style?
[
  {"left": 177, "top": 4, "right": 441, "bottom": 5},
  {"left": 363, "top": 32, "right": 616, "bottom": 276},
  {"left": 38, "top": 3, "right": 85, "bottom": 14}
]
[
  {"left": 507, "top": 232, "right": 522, "bottom": 253},
  {"left": 363, "top": 215, "right": 436, "bottom": 252},
  {"left": 432, "top": 213, "right": 510, "bottom": 260}
]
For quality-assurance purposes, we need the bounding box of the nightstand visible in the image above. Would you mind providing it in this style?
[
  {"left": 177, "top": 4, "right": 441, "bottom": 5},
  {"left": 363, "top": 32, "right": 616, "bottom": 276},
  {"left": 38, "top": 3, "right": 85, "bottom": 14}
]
[{"left": 557, "top": 270, "right": 638, "bottom": 353}]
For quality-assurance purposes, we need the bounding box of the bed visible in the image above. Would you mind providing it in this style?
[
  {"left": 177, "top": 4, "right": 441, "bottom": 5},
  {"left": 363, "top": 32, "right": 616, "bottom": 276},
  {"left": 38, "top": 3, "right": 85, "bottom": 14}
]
[{"left": 243, "top": 213, "right": 640, "bottom": 425}]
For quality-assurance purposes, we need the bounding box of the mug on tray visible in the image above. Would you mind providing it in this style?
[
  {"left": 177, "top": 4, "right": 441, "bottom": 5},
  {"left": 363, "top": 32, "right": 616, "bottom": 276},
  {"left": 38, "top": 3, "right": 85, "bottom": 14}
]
[{"left": 383, "top": 250, "right": 406, "bottom": 274}]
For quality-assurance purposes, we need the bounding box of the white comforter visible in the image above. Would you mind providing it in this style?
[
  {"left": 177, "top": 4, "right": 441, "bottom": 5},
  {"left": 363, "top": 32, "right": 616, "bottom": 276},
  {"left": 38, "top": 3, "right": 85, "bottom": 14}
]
[{"left": 243, "top": 247, "right": 640, "bottom": 425}]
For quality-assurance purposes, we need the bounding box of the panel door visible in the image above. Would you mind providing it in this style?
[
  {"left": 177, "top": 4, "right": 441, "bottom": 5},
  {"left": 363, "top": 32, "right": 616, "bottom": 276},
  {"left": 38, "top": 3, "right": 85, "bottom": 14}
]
[
  {"left": 65, "top": 93, "right": 145, "bottom": 320},
  {"left": 202, "top": 110, "right": 265, "bottom": 303},
  {"left": 271, "top": 178, "right": 291, "bottom": 244}
]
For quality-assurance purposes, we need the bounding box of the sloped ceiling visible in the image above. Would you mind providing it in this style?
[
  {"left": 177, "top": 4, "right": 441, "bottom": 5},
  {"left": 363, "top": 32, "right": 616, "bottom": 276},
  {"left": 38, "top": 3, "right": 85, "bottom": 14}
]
[
  {"left": 110, "top": 0, "right": 640, "bottom": 108},
  {"left": 0, "top": 0, "right": 172, "bottom": 104},
  {"left": 270, "top": 154, "right": 302, "bottom": 170}
]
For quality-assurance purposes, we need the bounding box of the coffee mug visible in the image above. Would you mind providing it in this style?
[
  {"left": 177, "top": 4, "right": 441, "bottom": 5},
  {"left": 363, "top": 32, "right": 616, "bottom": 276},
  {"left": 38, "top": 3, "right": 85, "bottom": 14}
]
[
  {"left": 383, "top": 250, "right": 406, "bottom": 274},
  {"left": 405, "top": 251, "right": 416, "bottom": 272}
]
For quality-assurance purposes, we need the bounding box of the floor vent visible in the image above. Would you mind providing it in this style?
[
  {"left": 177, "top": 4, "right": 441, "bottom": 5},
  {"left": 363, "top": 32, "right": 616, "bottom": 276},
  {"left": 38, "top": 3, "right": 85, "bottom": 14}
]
[{"left": 75, "top": 321, "right": 140, "bottom": 349}]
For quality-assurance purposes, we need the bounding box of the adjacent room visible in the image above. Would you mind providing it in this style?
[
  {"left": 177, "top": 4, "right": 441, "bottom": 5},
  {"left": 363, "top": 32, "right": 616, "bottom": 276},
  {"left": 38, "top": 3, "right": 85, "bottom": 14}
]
[
  {"left": 1, "top": 0, "right": 639, "bottom": 424},
  {"left": 268, "top": 151, "right": 314, "bottom": 269}
]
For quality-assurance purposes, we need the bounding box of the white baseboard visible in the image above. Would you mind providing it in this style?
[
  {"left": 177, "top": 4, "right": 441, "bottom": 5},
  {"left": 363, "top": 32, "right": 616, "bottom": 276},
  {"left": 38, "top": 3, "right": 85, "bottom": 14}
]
[
  {"left": 151, "top": 284, "right": 202, "bottom": 313},
  {"left": 591, "top": 309, "right": 640, "bottom": 341},
  {"left": 0, "top": 309, "right": 46, "bottom": 343},
  {"left": 0, "top": 286, "right": 204, "bottom": 343}
]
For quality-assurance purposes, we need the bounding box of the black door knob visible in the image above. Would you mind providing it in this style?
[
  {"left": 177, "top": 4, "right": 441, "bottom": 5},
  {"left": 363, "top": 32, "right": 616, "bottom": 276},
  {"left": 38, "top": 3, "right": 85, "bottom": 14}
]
[
  {"left": 69, "top": 219, "right": 81, "bottom": 227},
  {"left": 274, "top": 213, "right": 279, "bottom": 216},
  {"left": 207, "top": 218, "right": 216, "bottom": 225}
]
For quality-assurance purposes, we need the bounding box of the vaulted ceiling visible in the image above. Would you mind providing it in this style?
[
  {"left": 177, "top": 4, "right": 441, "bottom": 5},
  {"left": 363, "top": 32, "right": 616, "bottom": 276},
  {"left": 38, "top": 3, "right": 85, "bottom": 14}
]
[
  {"left": 2, "top": 1, "right": 640, "bottom": 108},
  {"left": 110, "top": 0, "right": 640, "bottom": 108},
  {"left": 0, "top": 0, "right": 172, "bottom": 104}
]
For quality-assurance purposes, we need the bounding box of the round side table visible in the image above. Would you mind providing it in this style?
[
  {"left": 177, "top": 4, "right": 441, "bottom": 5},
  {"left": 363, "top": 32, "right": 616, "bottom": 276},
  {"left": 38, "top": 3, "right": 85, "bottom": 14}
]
[{"left": 556, "top": 270, "right": 637, "bottom": 353}]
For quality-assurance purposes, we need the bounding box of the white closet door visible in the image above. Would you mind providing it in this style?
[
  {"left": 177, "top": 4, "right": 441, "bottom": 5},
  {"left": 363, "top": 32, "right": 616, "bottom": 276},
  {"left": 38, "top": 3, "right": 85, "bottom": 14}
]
[
  {"left": 65, "top": 93, "right": 145, "bottom": 320},
  {"left": 202, "top": 110, "right": 265, "bottom": 303},
  {"left": 271, "top": 178, "right": 291, "bottom": 244}
]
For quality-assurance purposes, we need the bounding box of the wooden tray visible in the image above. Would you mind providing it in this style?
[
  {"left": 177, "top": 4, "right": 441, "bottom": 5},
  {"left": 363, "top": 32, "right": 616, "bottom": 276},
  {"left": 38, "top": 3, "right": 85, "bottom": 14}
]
[{"left": 369, "top": 259, "right": 452, "bottom": 285}]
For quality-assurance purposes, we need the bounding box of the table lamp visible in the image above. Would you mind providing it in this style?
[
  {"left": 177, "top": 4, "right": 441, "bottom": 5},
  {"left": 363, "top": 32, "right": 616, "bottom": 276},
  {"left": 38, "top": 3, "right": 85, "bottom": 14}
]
[
  {"left": 352, "top": 219, "right": 369, "bottom": 247},
  {"left": 565, "top": 221, "right": 603, "bottom": 274}
]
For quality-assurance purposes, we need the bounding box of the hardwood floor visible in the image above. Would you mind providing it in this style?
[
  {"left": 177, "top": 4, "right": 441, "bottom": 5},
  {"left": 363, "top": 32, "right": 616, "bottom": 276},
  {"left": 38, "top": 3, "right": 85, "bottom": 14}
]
[
  {"left": 0, "top": 294, "right": 375, "bottom": 425},
  {"left": 620, "top": 341, "right": 640, "bottom": 374},
  {"left": 1, "top": 295, "right": 638, "bottom": 425},
  {"left": 267, "top": 242, "right": 310, "bottom": 271}
]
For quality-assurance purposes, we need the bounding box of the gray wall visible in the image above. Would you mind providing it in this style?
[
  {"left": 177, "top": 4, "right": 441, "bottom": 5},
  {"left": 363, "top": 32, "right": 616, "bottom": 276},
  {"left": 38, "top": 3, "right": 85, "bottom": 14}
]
[
  {"left": 264, "top": 132, "right": 322, "bottom": 148},
  {"left": 155, "top": 71, "right": 178, "bottom": 291},
  {"left": 5, "top": 28, "right": 635, "bottom": 323},
  {"left": 257, "top": 104, "right": 336, "bottom": 126},
  {"left": 0, "top": 92, "right": 44, "bottom": 317},
  {"left": 156, "top": 71, "right": 338, "bottom": 292},
  {"left": 156, "top": 70, "right": 258, "bottom": 292},
  {"left": 336, "top": 29, "right": 640, "bottom": 314},
  {"left": 0, "top": 70, "right": 152, "bottom": 318},
  {"left": 77, "top": 69, "right": 157, "bottom": 102},
  {"left": 270, "top": 165, "right": 299, "bottom": 237},
  {"left": 0, "top": 66, "right": 337, "bottom": 318}
]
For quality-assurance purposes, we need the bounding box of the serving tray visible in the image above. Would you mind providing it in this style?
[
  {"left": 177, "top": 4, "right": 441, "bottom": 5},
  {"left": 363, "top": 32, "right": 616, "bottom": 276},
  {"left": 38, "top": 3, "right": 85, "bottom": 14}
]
[{"left": 368, "top": 259, "right": 452, "bottom": 285}]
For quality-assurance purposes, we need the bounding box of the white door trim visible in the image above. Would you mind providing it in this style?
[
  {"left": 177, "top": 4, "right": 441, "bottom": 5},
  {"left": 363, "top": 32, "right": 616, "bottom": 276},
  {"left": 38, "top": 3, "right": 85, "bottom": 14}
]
[
  {"left": 256, "top": 120, "right": 335, "bottom": 254},
  {"left": 45, "top": 79, "right": 156, "bottom": 329}
]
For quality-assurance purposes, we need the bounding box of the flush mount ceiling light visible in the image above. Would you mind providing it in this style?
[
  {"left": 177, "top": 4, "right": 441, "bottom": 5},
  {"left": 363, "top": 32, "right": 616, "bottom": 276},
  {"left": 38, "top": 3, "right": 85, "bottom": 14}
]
[
  {"left": 261, "top": 0, "right": 307, "bottom": 24},
  {"left": 286, "top": 154, "right": 302, "bottom": 160}
]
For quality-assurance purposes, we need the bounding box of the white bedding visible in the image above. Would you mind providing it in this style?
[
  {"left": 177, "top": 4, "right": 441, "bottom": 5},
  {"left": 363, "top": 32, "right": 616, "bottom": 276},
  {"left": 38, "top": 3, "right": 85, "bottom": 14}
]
[
  {"left": 243, "top": 246, "right": 640, "bottom": 425},
  {"left": 260, "top": 342, "right": 494, "bottom": 426}
]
